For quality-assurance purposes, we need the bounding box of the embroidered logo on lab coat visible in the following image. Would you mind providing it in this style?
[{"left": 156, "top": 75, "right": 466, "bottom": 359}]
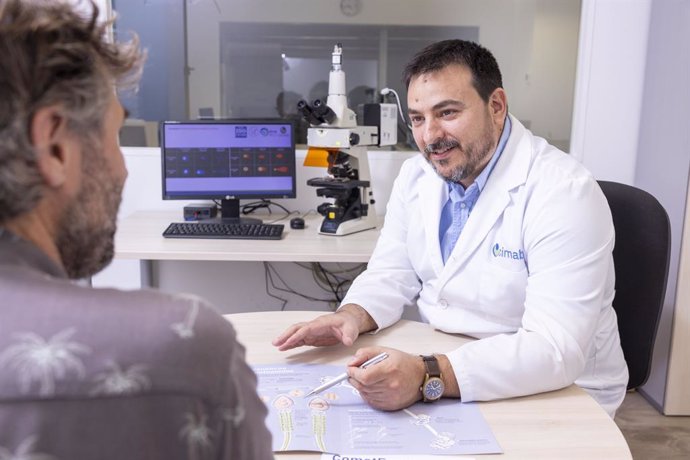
[{"left": 492, "top": 243, "right": 525, "bottom": 261}]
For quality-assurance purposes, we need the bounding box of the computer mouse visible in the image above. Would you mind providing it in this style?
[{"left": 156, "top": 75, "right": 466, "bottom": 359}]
[{"left": 290, "top": 217, "right": 305, "bottom": 229}]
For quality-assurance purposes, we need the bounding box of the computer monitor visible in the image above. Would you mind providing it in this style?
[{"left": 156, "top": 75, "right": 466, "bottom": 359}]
[{"left": 160, "top": 119, "right": 296, "bottom": 224}]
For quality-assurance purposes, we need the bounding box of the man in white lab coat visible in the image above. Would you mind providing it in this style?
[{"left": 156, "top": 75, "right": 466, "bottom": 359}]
[{"left": 274, "top": 40, "right": 628, "bottom": 417}]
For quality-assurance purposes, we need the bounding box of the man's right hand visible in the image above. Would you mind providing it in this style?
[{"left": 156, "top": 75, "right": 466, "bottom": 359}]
[{"left": 272, "top": 304, "right": 377, "bottom": 351}]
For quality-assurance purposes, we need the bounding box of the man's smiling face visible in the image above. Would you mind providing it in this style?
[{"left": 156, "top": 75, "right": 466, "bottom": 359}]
[{"left": 407, "top": 63, "right": 505, "bottom": 187}]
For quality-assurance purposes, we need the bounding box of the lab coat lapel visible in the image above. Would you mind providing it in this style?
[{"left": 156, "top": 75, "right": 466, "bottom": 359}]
[
  {"left": 442, "top": 117, "right": 531, "bottom": 278},
  {"left": 418, "top": 165, "right": 447, "bottom": 276}
]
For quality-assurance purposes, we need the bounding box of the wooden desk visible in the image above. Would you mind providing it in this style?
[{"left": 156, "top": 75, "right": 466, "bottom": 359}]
[
  {"left": 228, "top": 311, "right": 632, "bottom": 459},
  {"left": 115, "top": 211, "right": 380, "bottom": 263}
]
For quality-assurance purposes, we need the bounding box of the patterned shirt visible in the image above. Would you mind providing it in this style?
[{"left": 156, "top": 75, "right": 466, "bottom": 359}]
[{"left": 0, "top": 228, "right": 272, "bottom": 459}]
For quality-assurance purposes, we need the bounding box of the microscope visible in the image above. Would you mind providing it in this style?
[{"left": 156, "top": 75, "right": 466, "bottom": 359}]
[{"left": 299, "top": 44, "right": 397, "bottom": 236}]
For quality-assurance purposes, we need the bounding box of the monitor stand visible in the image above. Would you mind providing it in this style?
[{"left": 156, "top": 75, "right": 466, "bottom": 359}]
[{"left": 202, "top": 198, "right": 262, "bottom": 225}]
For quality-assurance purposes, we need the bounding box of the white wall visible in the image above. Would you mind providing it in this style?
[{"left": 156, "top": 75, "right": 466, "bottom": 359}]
[
  {"left": 527, "top": 1, "right": 581, "bottom": 149},
  {"left": 633, "top": 0, "right": 690, "bottom": 414},
  {"left": 569, "top": 0, "right": 651, "bottom": 180},
  {"left": 572, "top": 0, "right": 690, "bottom": 413}
]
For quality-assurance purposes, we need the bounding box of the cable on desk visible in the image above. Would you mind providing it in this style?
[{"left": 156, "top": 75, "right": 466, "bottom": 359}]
[
  {"left": 262, "top": 262, "right": 366, "bottom": 310},
  {"left": 263, "top": 262, "right": 337, "bottom": 310},
  {"left": 298, "top": 209, "right": 318, "bottom": 219},
  {"left": 264, "top": 263, "right": 289, "bottom": 311},
  {"left": 315, "top": 262, "right": 341, "bottom": 303},
  {"left": 241, "top": 199, "right": 291, "bottom": 215},
  {"left": 210, "top": 199, "right": 295, "bottom": 224},
  {"left": 293, "top": 262, "right": 366, "bottom": 307},
  {"left": 294, "top": 262, "right": 366, "bottom": 276}
]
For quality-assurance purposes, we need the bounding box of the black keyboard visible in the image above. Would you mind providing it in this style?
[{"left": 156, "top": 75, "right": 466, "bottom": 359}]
[{"left": 162, "top": 222, "right": 284, "bottom": 240}]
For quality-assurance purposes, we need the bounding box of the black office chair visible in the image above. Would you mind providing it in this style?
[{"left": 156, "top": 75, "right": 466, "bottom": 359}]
[{"left": 598, "top": 181, "right": 671, "bottom": 389}]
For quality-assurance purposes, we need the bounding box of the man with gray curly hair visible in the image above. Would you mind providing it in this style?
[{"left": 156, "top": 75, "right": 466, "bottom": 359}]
[{"left": 0, "top": 1, "right": 272, "bottom": 458}]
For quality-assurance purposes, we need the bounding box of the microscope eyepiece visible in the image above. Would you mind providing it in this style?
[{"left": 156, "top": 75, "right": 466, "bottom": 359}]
[
  {"left": 312, "top": 99, "right": 337, "bottom": 124},
  {"left": 296, "top": 99, "right": 323, "bottom": 125}
]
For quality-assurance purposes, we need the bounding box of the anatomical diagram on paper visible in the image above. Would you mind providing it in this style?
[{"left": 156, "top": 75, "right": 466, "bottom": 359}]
[{"left": 254, "top": 364, "right": 502, "bottom": 455}]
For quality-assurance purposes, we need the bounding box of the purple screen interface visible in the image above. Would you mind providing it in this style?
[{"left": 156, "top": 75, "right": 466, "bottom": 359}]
[{"left": 163, "top": 123, "right": 295, "bottom": 197}]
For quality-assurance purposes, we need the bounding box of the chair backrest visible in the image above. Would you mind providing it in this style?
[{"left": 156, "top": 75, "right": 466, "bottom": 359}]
[{"left": 598, "top": 181, "right": 671, "bottom": 389}]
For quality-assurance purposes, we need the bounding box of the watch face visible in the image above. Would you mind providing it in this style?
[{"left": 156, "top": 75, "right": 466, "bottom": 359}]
[{"left": 423, "top": 377, "right": 445, "bottom": 401}]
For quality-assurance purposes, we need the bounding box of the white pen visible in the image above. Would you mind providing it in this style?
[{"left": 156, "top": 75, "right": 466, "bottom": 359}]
[{"left": 305, "top": 352, "right": 389, "bottom": 397}]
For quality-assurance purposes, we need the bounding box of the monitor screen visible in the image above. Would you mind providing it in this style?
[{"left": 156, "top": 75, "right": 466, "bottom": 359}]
[{"left": 160, "top": 119, "right": 296, "bottom": 223}]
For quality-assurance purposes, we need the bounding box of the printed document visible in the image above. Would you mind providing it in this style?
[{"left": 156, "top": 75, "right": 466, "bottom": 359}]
[{"left": 254, "top": 364, "right": 502, "bottom": 455}]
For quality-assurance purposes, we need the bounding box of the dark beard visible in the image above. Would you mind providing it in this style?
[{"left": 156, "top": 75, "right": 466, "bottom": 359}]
[
  {"left": 55, "top": 140, "right": 123, "bottom": 279},
  {"left": 423, "top": 120, "right": 496, "bottom": 184}
]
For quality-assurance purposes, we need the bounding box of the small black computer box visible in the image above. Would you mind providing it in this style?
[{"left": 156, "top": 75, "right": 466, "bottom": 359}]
[{"left": 183, "top": 203, "right": 217, "bottom": 221}]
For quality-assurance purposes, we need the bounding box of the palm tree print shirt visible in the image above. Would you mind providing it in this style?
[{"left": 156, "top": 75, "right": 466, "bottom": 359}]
[{"left": 0, "top": 229, "right": 273, "bottom": 459}]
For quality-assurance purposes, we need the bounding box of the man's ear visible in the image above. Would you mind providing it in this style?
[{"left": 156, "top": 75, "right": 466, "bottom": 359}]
[
  {"left": 488, "top": 88, "right": 508, "bottom": 123},
  {"left": 30, "top": 105, "right": 73, "bottom": 188}
]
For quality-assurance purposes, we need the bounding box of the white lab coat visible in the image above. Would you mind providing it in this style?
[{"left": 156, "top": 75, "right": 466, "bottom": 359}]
[{"left": 341, "top": 115, "right": 628, "bottom": 416}]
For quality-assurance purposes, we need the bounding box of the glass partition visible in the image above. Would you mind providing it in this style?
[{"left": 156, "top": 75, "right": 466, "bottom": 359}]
[{"left": 114, "top": 0, "right": 581, "bottom": 152}]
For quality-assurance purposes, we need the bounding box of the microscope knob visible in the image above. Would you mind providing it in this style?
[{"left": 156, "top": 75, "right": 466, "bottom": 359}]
[{"left": 349, "top": 132, "right": 360, "bottom": 145}]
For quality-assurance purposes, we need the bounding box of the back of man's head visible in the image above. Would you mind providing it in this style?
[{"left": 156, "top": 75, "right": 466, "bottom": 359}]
[
  {"left": 402, "top": 39, "right": 503, "bottom": 103},
  {"left": 0, "top": 0, "right": 143, "bottom": 223}
]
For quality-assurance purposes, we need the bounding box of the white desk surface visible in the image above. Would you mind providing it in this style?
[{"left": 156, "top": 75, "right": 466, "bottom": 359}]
[
  {"left": 115, "top": 211, "right": 380, "bottom": 263},
  {"left": 227, "top": 311, "right": 632, "bottom": 460}
]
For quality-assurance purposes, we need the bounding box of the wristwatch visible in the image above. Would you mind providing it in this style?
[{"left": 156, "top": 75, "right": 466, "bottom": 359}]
[{"left": 420, "top": 355, "right": 445, "bottom": 402}]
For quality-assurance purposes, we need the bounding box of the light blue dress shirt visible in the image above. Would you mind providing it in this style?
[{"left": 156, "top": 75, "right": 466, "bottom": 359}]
[{"left": 439, "top": 116, "right": 512, "bottom": 264}]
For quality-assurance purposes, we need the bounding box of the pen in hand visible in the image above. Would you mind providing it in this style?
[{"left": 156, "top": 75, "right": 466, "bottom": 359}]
[{"left": 305, "top": 352, "right": 389, "bottom": 397}]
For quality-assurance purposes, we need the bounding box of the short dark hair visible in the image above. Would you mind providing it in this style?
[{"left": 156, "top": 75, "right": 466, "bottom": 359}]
[
  {"left": 402, "top": 39, "right": 503, "bottom": 102},
  {"left": 0, "top": 0, "right": 144, "bottom": 223}
]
